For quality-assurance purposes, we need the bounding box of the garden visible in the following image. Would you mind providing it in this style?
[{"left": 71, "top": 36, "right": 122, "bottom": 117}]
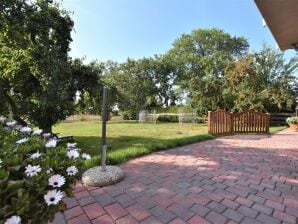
[{"left": 1, "top": 0, "right": 297, "bottom": 223}]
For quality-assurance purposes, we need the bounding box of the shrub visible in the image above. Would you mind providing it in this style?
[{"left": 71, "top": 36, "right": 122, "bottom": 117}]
[
  {"left": 157, "top": 114, "right": 179, "bottom": 122},
  {"left": 0, "top": 116, "right": 91, "bottom": 224},
  {"left": 286, "top": 117, "right": 298, "bottom": 125}
]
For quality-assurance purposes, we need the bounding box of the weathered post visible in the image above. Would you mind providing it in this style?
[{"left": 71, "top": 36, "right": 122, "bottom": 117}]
[
  {"left": 101, "top": 86, "right": 108, "bottom": 172},
  {"left": 81, "top": 86, "right": 124, "bottom": 187}
]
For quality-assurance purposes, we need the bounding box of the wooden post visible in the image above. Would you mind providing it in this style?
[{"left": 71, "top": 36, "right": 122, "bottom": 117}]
[
  {"left": 208, "top": 111, "right": 211, "bottom": 134},
  {"left": 266, "top": 113, "right": 270, "bottom": 133}
]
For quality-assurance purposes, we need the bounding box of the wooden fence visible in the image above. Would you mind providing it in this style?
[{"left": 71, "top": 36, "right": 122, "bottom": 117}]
[{"left": 208, "top": 109, "right": 270, "bottom": 135}]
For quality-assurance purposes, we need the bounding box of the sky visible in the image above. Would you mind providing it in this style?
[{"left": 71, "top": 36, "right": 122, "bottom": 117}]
[{"left": 62, "top": 0, "right": 297, "bottom": 63}]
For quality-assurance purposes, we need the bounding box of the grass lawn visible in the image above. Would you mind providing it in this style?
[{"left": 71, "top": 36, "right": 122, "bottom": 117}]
[
  {"left": 269, "top": 125, "right": 287, "bottom": 134},
  {"left": 53, "top": 121, "right": 288, "bottom": 168},
  {"left": 53, "top": 121, "right": 212, "bottom": 168}
]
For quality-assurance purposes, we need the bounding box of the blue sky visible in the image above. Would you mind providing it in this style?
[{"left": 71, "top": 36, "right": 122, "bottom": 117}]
[{"left": 63, "top": 0, "right": 297, "bottom": 63}]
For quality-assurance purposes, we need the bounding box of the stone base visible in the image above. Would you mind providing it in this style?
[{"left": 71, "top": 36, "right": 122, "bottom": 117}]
[{"left": 81, "top": 166, "right": 125, "bottom": 187}]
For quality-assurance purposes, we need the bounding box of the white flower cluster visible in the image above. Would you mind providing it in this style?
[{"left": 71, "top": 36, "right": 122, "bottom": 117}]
[
  {"left": 1, "top": 118, "right": 93, "bottom": 210},
  {"left": 4, "top": 215, "right": 21, "bottom": 224},
  {"left": 0, "top": 116, "right": 6, "bottom": 124}
]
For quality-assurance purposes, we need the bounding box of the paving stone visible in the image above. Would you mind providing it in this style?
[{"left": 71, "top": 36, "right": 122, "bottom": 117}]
[
  {"left": 104, "top": 203, "right": 128, "bottom": 221},
  {"left": 63, "top": 197, "right": 79, "bottom": 209},
  {"left": 241, "top": 217, "right": 262, "bottom": 224},
  {"left": 188, "top": 215, "right": 211, "bottom": 224},
  {"left": 221, "top": 199, "right": 239, "bottom": 210},
  {"left": 223, "top": 208, "right": 244, "bottom": 222},
  {"left": 190, "top": 204, "right": 210, "bottom": 217},
  {"left": 207, "top": 201, "right": 227, "bottom": 213},
  {"left": 140, "top": 216, "right": 163, "bottom": 224},
  {"left": 237, "top": 205, "right": 259, "bottom": 218},
  {"left": 64, "top": 206, "right": 84, "bottom": 220},
  {"left": 94, "top": 193, "right": 115, "bottom": 207},
  {"left": 252, "top": 203, "right": 273, "bottom": 215},
  {"left": 150, "top": 205, "right": 176, "bottom": 223},
  {"left": 126, "top": 203, "right": 151, "bottom": 221},
  {"left": 83, "top": 203, "right": 105, "bottom": 220},
  {"left": 168, "top": 218, "right": 187, "bottom": 224},
  {"left": 115, "top": 215, "right": 138, "bottom": 224},
  {"left": 235, "top": 196, "right": 254, "bottom": 207},
  {"left": 115, "top": 194, "right": 136, "bottom": 208},
  {"left": 256, "top": 213, "right": 281, "bottom": 224},
  {"left": 68, "top": 214, "right": 91, "bottom": 224},
  {"left": 273, "top": 210, "right": 297, "bottom": 224},
  {"left": 92, "top": 215, "right": 113, "bottom": 224},
  {"left": 264, "top": 199, "right": 285, "bottom": 211},
  {"left": 247, "top": 194, "right": 266, "bottom": 204},
  {"left": 205, "top": 211, "right": 228, "bottom": 224},
  {"left": 79, "top": 196, "right": 96, "bottom": 206},
  {"left": 168, "top": 203, "right": 195, "bottom": 221}
]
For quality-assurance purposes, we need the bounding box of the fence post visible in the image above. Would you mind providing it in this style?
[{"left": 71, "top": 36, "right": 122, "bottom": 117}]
[
  {"left": 230, "top": 112, "right": 233, "bottom": 133},
  {"left": 208, "top": 111, "right": 211, "bottom": 134},
  {"left": 266, "top": 113, "right": 270, "bottom": 133}
]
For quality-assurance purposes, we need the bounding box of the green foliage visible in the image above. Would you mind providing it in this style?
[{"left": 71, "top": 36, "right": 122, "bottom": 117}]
[
  {"left": 0, "top": 119, "right": 86, "bottom": 224},
  {"left": 0, "top": 0, "right": 81, "bottom": 132},
  {"left": 286, "top": 117, "right": 298, "bottom": 124},
  {"left": 224, "top": 46, "right": 298, "bottom": 112}
]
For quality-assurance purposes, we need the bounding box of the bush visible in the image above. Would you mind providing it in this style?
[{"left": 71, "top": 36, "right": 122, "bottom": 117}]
[
  {"left": 0, "top": 116, "right": 91, "bottom": 224},
  {"left": 157, "top": 114, "right": 179, "bottom": 122},
  {"left": 286, "top": 117, "right": 298, "bottom": 125}
]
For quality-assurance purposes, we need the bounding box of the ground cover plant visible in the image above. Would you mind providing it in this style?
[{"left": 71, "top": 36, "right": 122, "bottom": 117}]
[
  {"left": 0, "top": 116, "right": 91, "bottom": 224},
  {"left": 54, "top": 120, "right": 287, "bottom": 168}
]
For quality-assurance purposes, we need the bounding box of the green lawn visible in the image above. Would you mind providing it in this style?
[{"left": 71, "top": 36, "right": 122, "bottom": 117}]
[
  {"left": 53, "top": 121, "right": 287, "bottom": 168},
  {"left": 269, "top": 125, "right": 287, "bottom": 134},
  {"left": 53, "top": 121, "right": 212, "bottom": 168}
]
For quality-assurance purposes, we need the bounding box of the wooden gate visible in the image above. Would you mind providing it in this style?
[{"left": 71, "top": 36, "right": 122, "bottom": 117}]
[{"left": 208, "top": 109, "right": 270, "bottom": 135}]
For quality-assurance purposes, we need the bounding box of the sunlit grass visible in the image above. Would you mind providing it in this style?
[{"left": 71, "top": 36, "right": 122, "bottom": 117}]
[
  {"left": 54, "top": 121, "right": 212, "bottom": 168},
  {"left": 54, "top": 121, "right": 287, "bottom": 168}
]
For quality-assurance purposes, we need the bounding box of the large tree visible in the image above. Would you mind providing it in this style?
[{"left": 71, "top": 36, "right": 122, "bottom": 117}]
[
  {"left": 0, "top": 0, "right": 78, "bottom": 132},
  {"left": 224, "top": 46, "right": 298, "bottom": 112},
  {"left": 166, "top": 28, "right": 249, "bottom": 114}
]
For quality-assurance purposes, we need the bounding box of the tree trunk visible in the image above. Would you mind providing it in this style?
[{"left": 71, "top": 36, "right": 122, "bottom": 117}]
[{"left": 3, "top": 91, "right": 27, "bottom": 126}]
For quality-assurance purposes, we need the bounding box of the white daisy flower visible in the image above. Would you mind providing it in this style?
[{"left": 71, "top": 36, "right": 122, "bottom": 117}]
[
  {"left": 14, "top": 125, "right": 23, "bottom": 131},
  {"left": 4, "top": 215, "right": 21, "bottom": 224},
  {"left": 0, "top": 116, "right": 6, "bottom": 124},
  {"left": 67, "top": 150, "right": 80, "bottom": 159},
  {"left": 45, "top": 139, "right": 57, "bottom": 148},
  {"left": 30, "top": 152, "right": 42, "bottom": 159},
  {"left": 48, "top": 174, "right": 65, "bottom": 188},
  {"left": 32, "top": 129, "right": 43, "bottom": 135},
  {"left": 66, "top": 166, "right": 78, "bottom": 176},
  {"left": 81, "top": 153, "right": 91, "bottom": 160},
  {"left": 44, "top": 189, "right": 63, "bottom": 206},
  {"left": 6, "top": 121, "right": 16, "bottom": 128},
  {"left": 20, "top": 126, "right": 32, "bottom": 135},
  {"left": 42, "top": 133, "right": 51, "bottom": 139},
  {"left": 16, "top": 138, "right": 29, "bottom": 144},
  {"left": 67, "top": 142, "right": 77, "bottom": 149},
  {"left": 46, "top": 168, "right": 53, "bottom": 174},
  {"left": 25, "top": 165, "right": 41, "bottom": 177}
]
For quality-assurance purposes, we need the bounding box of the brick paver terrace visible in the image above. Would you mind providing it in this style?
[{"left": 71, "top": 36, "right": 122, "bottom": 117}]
[{"left": 51, "top": 129, "right": 298, "bottom": 224}]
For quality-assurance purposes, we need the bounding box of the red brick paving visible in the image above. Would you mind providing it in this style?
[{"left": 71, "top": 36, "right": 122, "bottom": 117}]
[{"left": 51, "top": 129, "right": 298, "bottom": 223}]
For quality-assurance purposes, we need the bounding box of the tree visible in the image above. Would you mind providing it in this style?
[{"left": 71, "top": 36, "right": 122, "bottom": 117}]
[
  {"left": 103, "top": 58, "right": 157, "bottom": 119},
  {"left": 166, "top": 28, "right": 249, "bottom": 114},
  {"left": 224, "top": 46, "right": 298, "bottom": 112},
  {"left": 0, "top": 0, "right": 78, "bottom": 132}
]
